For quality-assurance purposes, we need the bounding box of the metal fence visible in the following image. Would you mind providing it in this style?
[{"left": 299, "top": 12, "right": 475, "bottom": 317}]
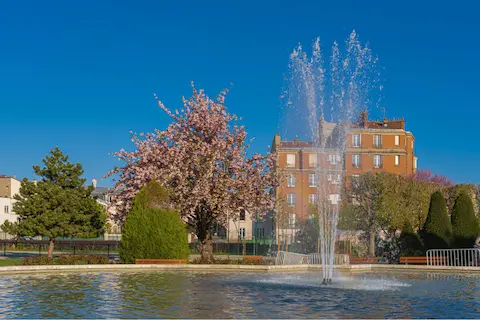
[
  {"left": 275, "top": 251, "right": 350, "bottom": 265},
  {"left": 307, "top": 253, "right": 350, "bottom": 265},
  {"left": 275, "top": 251, "right": 307, "bottom": 265},
  {"left": 189, "top": 238, "right": 275, "bottom": 256},
  {"left": 1, "top": 239, "right": 120, "bottom": 258},
  {"left": 426, "top": 248, "right": 480, "bottom": 267}
]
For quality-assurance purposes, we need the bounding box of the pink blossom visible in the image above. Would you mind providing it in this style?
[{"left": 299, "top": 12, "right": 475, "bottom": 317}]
[{"left": 105, "top": 84, "right": 279, "bottom": 228}]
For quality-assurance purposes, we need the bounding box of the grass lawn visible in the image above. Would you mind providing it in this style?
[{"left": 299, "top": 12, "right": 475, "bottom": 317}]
[{"left": 0, "top": 258, "right": 23, "bottom": 266}]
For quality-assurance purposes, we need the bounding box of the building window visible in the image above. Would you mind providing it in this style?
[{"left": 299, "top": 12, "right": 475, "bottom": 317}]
[
  {"left": 373, "top": 154, "right": 382, "bottom": 168},
  {"left": 309, "top": 173, "right": 317, "bottom": 187},
  {"left": 256, "top": 228, "right": 265, "bottom": 239},
  {"left": 286, "top": 154, "right": 296, "bottom": 167},
  {"left": 309, "top": 194, "right": 317, "bottom": 205},
  {"left": 414, "top": 157, "right": 418, "bottom": 169},
  {"left": 373, "top": 135, "right": 382, "bottom": 148},
  {"left": 4, "top": 205, "right": 9, "bottom": 214},
  {"left": 287, "top": 174, "right": 296, "bottom": 187},
  {"left": 395, "top": 155, "right": 400, "bottom": 166},
  {"left": 309, "top": 154, "right": 317, "bottom": 167},
  {"left": 412, "top": 141, "right": 414, "bottom": 149},
  {"left": 287, "top": 193, "right": 296, "bottom": 207},
  {"left": 288, "top": 213, "right": 296, "bottom": 227},
  {"left": 395, "top": 135, "right": 400, "bottom": 146},
  {"left": 239, "top": 209, "right": 246, "bottom": 221},
  {"left": 328, "top": 154, "right": 338, "bottom": 164},
  {"left": 332, "top": 174, "right": 341, "bottom": 184},
  {"left": 353, "top": 134, "right": 361, "bottom": 147},
  {"left": 328, "top": 194, "right": 340, "bottom": 205},
  {"left": 351, "top": 174, "right": 360, "bottom": 187},
  {"left": 239, "top": 228, "right": 246, "bottom": 239},
  {"left": 352, "top": 154, "right": 361, "bottom": 168}
]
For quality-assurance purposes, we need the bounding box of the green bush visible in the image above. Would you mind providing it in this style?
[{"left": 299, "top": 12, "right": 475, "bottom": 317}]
[
  {"left": 422, "top": 191, "right": 452, "bottom": 249},
  {"left": 399, "top": 222, "right": 424, "bottom": 256},
  {"left": 451, "top": 192, "right": 480, "bottom": 248},
  {"left": 190, "top": 257, "right": 274, "bottom": 265},
  {"left": 21, "top": 254, "right": 108, "bottom": 265},
  {"left": 120, "top": 182, "right": 190, "bottom": 263},
  {"left": 22, "top": 256, "right": 54, "bottom": 265}
]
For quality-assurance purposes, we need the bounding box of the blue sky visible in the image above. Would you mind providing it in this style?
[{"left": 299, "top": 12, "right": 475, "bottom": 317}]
[{"left": 1, "top": 0, "right": 479, "bottom": 185}]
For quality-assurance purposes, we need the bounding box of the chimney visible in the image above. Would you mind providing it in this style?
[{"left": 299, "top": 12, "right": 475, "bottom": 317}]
[
  {"left": 272, "top": 133, "right": 281, "bottom": 152},
  {"left": 357, "top": 109, "right": 368, "bottom": 128}
]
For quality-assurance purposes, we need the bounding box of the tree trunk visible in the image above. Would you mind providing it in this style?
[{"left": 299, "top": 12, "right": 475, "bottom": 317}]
[
  {"left": 48, "top": 237, "right": 55, "bottom": 259},
  {"left": 196, "top": 230, "right": 214, "bottom": 263},
  {"left": 369, "top": 231, "right": 375, "bottom": 257},
  {"left": 193, "top": 202, "right": 215, "bottom": 263}
]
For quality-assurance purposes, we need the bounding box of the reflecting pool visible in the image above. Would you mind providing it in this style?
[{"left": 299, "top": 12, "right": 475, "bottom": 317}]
[{"left": 0, "top": 271, "right": 479, "bottom": 318}]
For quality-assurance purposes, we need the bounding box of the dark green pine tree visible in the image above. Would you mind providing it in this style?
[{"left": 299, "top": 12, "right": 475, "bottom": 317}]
[
  {"left": 422, "top": 191, "right": 452, "bottom": 250},
  {"left": 451, "top": 192, "right": 480, "bottom": 248},
  {"left": 1, "top": 147, "right": 106, "bottom": 258}
]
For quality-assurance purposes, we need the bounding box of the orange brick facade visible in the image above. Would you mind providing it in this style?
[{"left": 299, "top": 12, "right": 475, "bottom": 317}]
[{"left": 273, "top": 110, "right": 417, "bottom": 223}]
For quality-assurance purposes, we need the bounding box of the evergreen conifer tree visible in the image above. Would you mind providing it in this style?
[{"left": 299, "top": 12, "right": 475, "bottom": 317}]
[
  {"left": 119, "top": 181, "right": 190, "bottom": 263},
  {"left": 422, "top": 191, "right": 452, "bottom": 249},
  {"left": 1, "top": 147, "right": 106, "bottom": 258},
  {"left": 451, "top": 192, "right": 480, "bottom": 248}
]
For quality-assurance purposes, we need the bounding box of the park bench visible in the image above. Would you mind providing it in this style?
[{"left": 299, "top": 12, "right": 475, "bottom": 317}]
[
  {"left": 400, "top": 256, "right": 453, "bottom": 265},
  {"left": 399, "top": 256, "right": 428, "bottom": 265},
  {"left": 349, "top": 257, "right": 379, "bottom": 264},
  {"left": 135, "top": 259, "right": 187, "bottom": 264},
  {"left": 242, "top": 256, "right": 262, "bottom": 262}
]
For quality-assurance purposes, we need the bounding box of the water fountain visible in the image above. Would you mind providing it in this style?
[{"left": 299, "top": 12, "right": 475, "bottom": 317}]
[{"left": 280, "top": 31, "right": 382, "bottom": 284}]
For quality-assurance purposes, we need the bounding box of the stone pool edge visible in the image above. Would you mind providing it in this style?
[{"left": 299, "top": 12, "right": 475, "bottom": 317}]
[{"left": 0, "top": 263, "right": 478, "bottom": 275}]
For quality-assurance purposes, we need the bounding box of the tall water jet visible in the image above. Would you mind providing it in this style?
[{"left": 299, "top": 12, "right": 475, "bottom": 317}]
[{"left": 280, "top": 31, "right": 382, "bottom": 283}]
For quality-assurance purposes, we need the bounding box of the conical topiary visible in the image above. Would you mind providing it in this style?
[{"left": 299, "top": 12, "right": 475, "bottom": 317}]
[
  {"left": 119, "top": 181, "right": 190, "bottom": 263},
  {"left": 399, "top": 221, "right": 424, "bottom": 256},
  {"left": 451, "top": 192, "right": 480, "bottom": 248},
  {"left": 422, "top": 191, "right": 452, "bottom": 250}
]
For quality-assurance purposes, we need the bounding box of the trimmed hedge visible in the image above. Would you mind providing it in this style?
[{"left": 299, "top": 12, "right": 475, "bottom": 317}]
[
  {"left": 119, "top": 181, "right": 190, "bottom": 263},
  {"left": 190, "top": 257, "right": 274, "bottom": 265},
  {"left": 22, "top": 255, "right": 108, "bottom": 265},
  {"left": 451, "top": 192, "right": 480, "bottom": 248},
  {"left": 422, "top": 191, "right": 452, "bottom": 249}
]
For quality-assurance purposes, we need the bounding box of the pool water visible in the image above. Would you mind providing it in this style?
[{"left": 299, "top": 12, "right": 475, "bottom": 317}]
[{"left": 0, "top": 270, "right": 478, "bottom": 318}]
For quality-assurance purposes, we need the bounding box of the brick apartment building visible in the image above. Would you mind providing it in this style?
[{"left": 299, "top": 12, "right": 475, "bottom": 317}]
[
  {"left": 346, "top": 110, "right": 417, "bottom": 178},
  {"left": 273, "top": 110, "right": 418, "bottom": 234}
]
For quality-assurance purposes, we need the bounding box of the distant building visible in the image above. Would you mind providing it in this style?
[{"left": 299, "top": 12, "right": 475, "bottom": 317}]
[
  {"left": 346, "top": 109, "right": 417, "bottom": 178},
  {"left": 272, "top": 110, "right": 418, "bottom": 247},
  {"left": 91, "top": 182, "right": 122, "bottom": 239},
  {"left": 0, "top": 175, "right": 21, "bottom": 239}
]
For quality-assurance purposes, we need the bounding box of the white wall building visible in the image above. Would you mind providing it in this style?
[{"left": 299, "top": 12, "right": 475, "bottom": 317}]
[
  {"left": 91, "top": 182, "right": 122, "bottom": 240},
  {"left": 0, "top": 175, "right": 21, "bottom": 239}
]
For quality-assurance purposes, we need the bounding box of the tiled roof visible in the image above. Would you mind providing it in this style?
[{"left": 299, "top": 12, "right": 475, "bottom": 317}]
[
  {"left": 92, "top": 186, "right": 113, "bottom": 196},
  {"left": 279, "top": 141, "right": 313, "bottom": 148}
]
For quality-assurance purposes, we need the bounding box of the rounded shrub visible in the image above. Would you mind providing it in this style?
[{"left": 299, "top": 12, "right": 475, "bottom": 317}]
[
  {"left": 120, "top": 182, "right": 190, "bottom": 264},
  {"left": 399, "top": 221, "right": 424, "bottom": 256},
  {"left": 451, "top": 192, "right": 480, "bottom": 248},
  {"left": 422, "top": 191, "right": 452, "bottom": 250}
]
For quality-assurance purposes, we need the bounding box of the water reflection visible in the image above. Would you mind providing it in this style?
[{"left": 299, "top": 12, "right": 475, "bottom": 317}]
[{"left": 0, "top": 270, "right": 478, "bottom": 318}]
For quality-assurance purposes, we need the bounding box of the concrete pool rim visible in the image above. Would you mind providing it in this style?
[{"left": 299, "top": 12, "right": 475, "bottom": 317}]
[{"left": 0, "top": 263, "right": 479, "bottom": 275}]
